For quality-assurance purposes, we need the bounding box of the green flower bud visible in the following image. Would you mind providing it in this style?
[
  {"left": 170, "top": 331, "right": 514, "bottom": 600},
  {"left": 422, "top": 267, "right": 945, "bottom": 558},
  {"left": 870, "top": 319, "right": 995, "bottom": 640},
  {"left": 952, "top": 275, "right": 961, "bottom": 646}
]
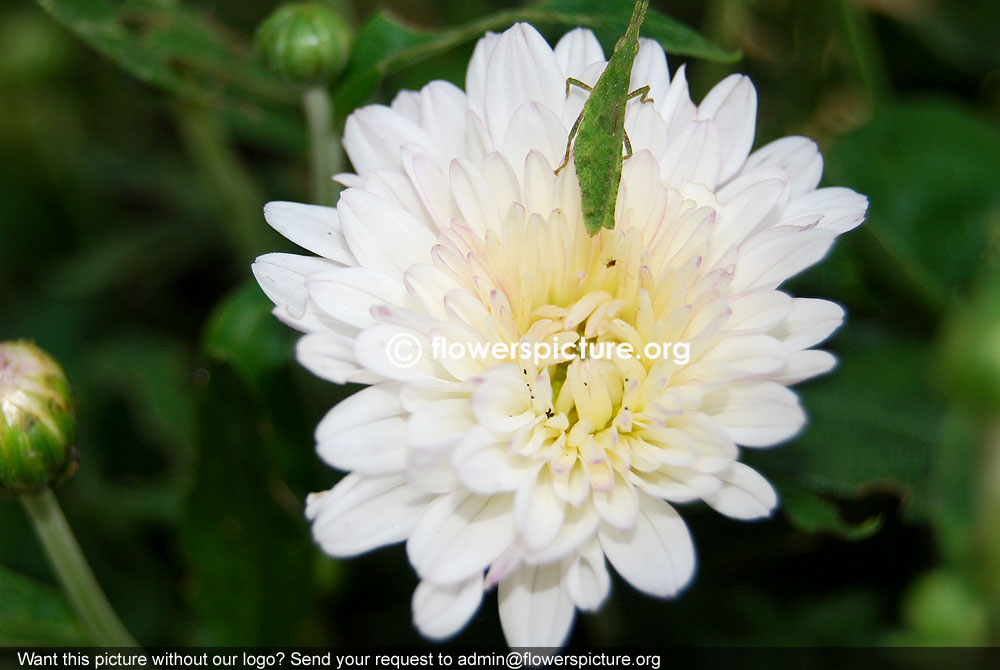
[
  {"left": 0, "top": 341, "right": 78, "bottom": 497},
  {"left": 255, "top": 3, "right": 352, "bottom": 86}
]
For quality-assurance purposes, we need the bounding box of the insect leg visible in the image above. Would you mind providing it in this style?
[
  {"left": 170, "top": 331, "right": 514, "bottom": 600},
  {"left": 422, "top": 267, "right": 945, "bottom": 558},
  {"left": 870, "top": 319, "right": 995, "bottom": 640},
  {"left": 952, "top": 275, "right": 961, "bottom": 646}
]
[
  {"left": 627, "top": 85, "right": 653, "bottom": 105},
  {"left": 555, "top": 110, "right": 585, "bottom": 175},
  {"left": 564, "top": 77, "right": 594, "bottom": 98},
  {"left": 623, "top": 129, "right": 634, "bottom": 160},
  {"left": 556, "top": 78, "right": 595, "bottom": 174},
  {"left": 622, "top": 86, "right": 652, "bottom": 160}
]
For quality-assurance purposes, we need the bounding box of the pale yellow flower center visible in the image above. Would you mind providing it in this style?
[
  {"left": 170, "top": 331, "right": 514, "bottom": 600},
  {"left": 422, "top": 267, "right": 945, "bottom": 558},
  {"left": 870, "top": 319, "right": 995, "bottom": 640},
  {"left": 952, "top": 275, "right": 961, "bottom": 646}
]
[{"left": 438, "top": 181, "right": 726, "bottom": 499}]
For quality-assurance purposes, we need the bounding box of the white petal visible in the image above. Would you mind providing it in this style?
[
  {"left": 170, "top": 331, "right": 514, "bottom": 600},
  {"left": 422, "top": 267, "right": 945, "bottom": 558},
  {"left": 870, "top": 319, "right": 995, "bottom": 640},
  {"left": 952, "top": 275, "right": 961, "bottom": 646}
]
[
  {"left": 773, "top": 349, "right": 837, "bottom": 385},
  {"left": 515, "top": 467, "right": 566, "bottom": 550},
  {"left": 523, "top": 150, "right": 558, "bottom": 218},
  {"left": 631, "top": 467, "right": 720, "bottom": 503},
  {"left": 307, "top": 474, "right": 433, "bottom": 556},
  {"left": 402, "top": 145, "right": 461, "bottom": 230},
  {"left": 252, "top": 252, "right": 335, "bottom": 323},
  {"left": 343, "top": 105, "right": 438, "bottom": 176},
  {"left": 697, "top": 74, "right": 756, "bottom": 183},
  {"left": 412, "top": 575, "right": 484, "bottom": 640},
  {"left": 317, "top": 417, "right": 406, "bottom": 474},
  {"left": 450, "top": 159, "right": 503, "bottom": 236},
  {"left": 498, "top": 562, "right": 575, "bottom": 648},
  {"left": 725, "top": 290, "right": 793, "bottom": 333},
  {"left": 501, "top": 103, "right": 566, "bottom": 184},
  {"left": 484, "top": 23, "right": 565, "bottom": 148},
  {"left": 598, "top": 494, "right": 695, "bottom": 598},
  {"left": 702, "top": 333, "right": 788, "bottom": 375},
  {"left": 414, "top": 81, "right": 469, "bottom": 160},
  {"left": 297, "top": 332, "right": 381, "bottom": 385},
  {"left": 390, "top": 89, "right": 421, "bottom": 122},
  {"left": 658, "top": 64, "right": 696, "bottom": 136},
  {"left": 713, "top": 173, "right": 788, "bottom": 248},
  {"left": 740, "top": 136, "right": 823, "bottom": 197},
  {"left": 782, "top": 187, "right": 868, "bottom": 234},
  {"left": 565, "top": 539, "right": 610, "bottom": 612},
  {"left": 316, "top": 387, "right": 407, "bottom": 474},
  {"left": 620, "top": 150, "right": 665, "bottom": 233},
  {"left": 308, "top": 266, "right": 410, "bottom": 328},
  {"left": 704, "top": 381, "right": 806, "bottom": 447},
  {"left": 453, "top": 426, "right": 528, "bottom": 494},
  {"left": 334, "top": 172, "right": 362, "bottom": 189},
  {"left": 407, "top": 491, "right": 516, "bottom": 584},
  {"left": 525, "top": 502, "right": 600, "bottom": 564},
  {"left": 660, "top": 120, "right": 720, "bottom": 189},
  {"left": 407, "top": 446, "right": 462, "bottom": 494},
  {"left": 554, "top": 28, "right": 604, "bottom": 76},
  {"left": 315, "top": 383, "right": 401, "bottom": 432},
  {"left": 470, "top": 366, "right": 535, "bottom": 433},
  {"left": 354, "top": 325, "right": 441, "bottom": 382},
  {"left": 592, "top": 471, "right": 640, "bottom": 530},
  {"left": 362, "top": 168, "right": 435, "bottom": 228},
  {"left": 466, "top": 31, "right": 502, "bottom": 119},
  {"left": 339, "top": 189, "right": 436, "bottom": 277},
  {"left": 481, "top": 151, "right": 522, "bottom": 219},
  {"left": 776, "top": 298, "right": 844, "bottom": 350},
  {"left": 401, "top": 265, "right": 452, "bottom": 323},
  {"left": 630, "top": 38, "right": 670, "bottom": 103},
  {"left": 263, "top": 202, "right": 354, "bottom": 264},
  {"left": 407, "top": 398, "right": 476, "bottom": 450},
  {"left": 704, "top": 462, "right": 778, "bottom": 520},
  {"left": 730, "top": 225, "right": 837, "bottom": 291},
  {"left": 625, "top": 102, "right": 669, "bottom": 162}
]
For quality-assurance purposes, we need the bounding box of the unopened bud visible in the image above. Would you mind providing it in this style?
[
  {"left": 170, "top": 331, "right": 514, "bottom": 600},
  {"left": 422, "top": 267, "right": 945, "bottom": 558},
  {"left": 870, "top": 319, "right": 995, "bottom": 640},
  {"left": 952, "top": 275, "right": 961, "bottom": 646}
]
[
  {"left": 0, "top": 341, "right": 78, "bottom": 497},
  {"left": 255, "top": 3, "right": 352, "bottom": 86}
]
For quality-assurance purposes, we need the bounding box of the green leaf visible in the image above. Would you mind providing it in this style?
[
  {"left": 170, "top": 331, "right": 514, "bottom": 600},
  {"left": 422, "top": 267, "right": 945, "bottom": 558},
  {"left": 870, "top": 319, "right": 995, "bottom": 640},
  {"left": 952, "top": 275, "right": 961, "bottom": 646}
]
[
  {"left": 538, "top": 0, "right": 741, "bottom": 63},
  {"left": 780, "top": 484, "right": 883, "bottom": 541},
  {"left": 0, "top": 564, "right": 90, "bottom": 645},
  {"left": 757, "top": 325, "right": 947, "bottom": 524},
  {"left": 34, "top": 0, "right": 295, "bottom": 105},
  {"left": 203, "top": 280, "right": 295, "bottom": 396},
  {"left": 87, "top": 333, "right": 198, "bottom": 457},
  {"left": 825, "top": 101, "right": 1000, "bottom": 311},
  {"left": 202, "top": 280, "right": 356, "bottom": 486},
  {"left": 333, "top": 1, "right": 737, "bottom": 118},
  {"left": 178, "top": 364, "right": 318, "bottom": 645},
  {"left": 73, "top": 332, "right": 199, "bottom": 523}
]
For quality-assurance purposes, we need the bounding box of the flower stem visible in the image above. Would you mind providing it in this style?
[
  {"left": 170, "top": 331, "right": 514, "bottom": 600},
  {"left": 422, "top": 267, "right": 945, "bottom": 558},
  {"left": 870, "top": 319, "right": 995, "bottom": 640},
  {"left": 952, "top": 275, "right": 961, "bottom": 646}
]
[
  {"left": 174, "top": 102, "right": 271, "bottom": 263},
  {"left": 20, "top": 488, "right": 137, "bottom": 646},
  {"left": 303, "top": 85, "right": 340, "bottom": 207},
  {"left": 837, "top": 0, "right": 889, "bottom": 105}
]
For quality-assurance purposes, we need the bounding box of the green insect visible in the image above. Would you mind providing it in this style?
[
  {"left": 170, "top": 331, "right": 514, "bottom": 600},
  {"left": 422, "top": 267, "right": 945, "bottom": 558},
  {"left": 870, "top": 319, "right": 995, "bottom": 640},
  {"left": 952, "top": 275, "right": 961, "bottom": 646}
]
[{"left": 555, "top": 0, "right": 654, "bottom": 236}]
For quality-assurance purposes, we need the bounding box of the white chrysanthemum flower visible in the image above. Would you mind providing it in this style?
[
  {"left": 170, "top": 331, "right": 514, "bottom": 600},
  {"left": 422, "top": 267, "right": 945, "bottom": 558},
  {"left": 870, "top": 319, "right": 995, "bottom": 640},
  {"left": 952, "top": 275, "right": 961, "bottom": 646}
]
[{"left": 253, "top": 24, "right": 866, "bottom": 646}]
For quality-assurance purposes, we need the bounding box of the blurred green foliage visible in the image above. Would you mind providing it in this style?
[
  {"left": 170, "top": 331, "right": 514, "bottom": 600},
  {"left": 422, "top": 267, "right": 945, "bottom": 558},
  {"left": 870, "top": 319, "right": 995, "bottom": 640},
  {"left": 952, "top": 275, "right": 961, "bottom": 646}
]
[{"left": 1, "top": 0, "right": 1000, "bottom": 648}]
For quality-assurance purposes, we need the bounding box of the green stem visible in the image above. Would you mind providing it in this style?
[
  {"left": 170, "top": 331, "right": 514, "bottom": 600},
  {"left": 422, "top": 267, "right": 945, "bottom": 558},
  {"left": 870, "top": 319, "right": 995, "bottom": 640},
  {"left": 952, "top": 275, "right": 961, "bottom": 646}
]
[
  {"left": 21, "top": 488, "right": 137, "bottom": 646},
  {"left": 174, "top": 103, "right": 271, "bottom": 263},
  {"left": 838, "top": 0, "right": 889, "bottom": 105},
  {"left": 303, "top": 86, "right": 340, "bottom": 207}
]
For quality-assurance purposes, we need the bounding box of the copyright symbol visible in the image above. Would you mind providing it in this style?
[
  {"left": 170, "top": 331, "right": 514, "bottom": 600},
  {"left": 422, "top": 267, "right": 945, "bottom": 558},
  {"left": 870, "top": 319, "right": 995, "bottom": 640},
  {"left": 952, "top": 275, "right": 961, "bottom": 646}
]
[
  {"left": 506, "top": 652, "right": 522, "bottom": 669},
  {"left": 385, "top": 332, "right": 423, "bottom": 369}
]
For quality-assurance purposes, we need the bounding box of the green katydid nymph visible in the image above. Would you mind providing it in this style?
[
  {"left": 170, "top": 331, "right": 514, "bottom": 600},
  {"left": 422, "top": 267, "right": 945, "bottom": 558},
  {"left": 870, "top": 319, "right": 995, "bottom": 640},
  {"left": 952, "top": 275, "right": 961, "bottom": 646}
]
[{"left": 555, "top": 0, "right": 653, "bottom": 236}]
